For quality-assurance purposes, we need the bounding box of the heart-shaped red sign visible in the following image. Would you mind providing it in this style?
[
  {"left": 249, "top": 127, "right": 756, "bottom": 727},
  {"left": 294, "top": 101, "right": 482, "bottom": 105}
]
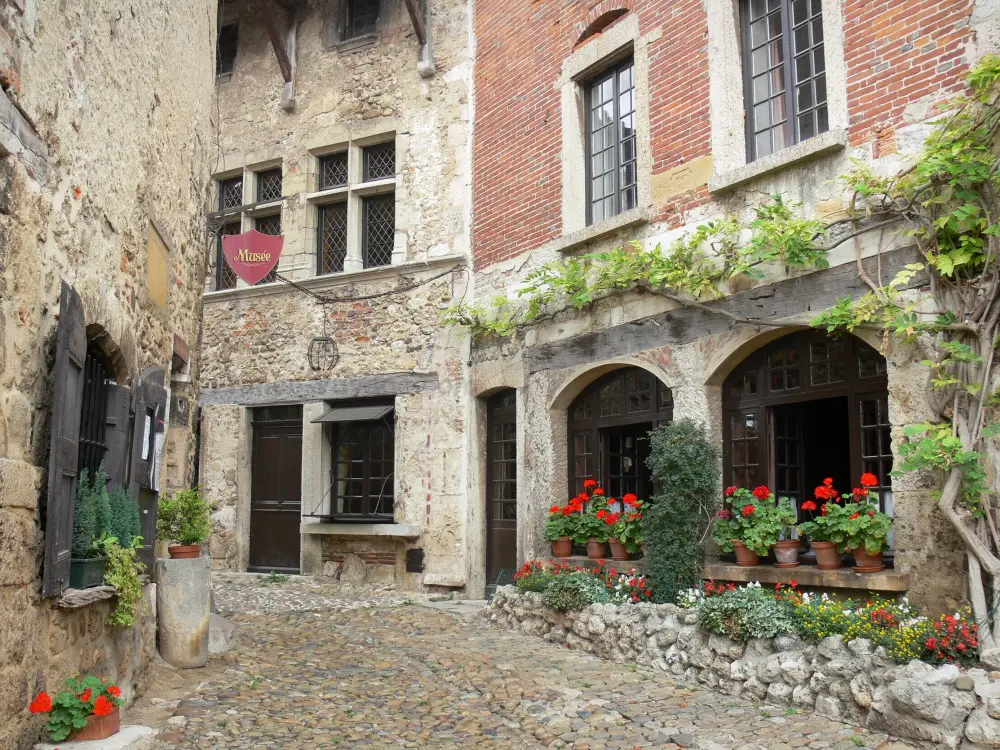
[{"left": 222, "top": 229, "right": 284, "bottom": 286}]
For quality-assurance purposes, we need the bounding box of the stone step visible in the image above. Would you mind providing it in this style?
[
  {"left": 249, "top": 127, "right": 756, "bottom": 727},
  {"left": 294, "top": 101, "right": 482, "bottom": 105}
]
[
  {"left": 209, "top": 612, "right": 236, "bottom": 655},
  {"left": 35, "top": 725, "right": 157, "bottom": 750}
]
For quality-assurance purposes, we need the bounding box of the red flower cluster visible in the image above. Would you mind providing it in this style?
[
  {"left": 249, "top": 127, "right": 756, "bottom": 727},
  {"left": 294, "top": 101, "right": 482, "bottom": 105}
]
[
  {"left": 597, "top": 510, "right": 621, "bottom": 526},
  {"left": 752, "top": 485, "right": 771, "bottom": 500},
  {"left": 800, "top": 500, "right": 817, "bottom": 511},
  {"left": 860, "top": 472, "right": 879, "bottom": 488},
  {"left": 703, "top": 579, "right": 736, "bottom": 596},
  {"left": 583, "top": 479, "right": 597, "bottom": 489},
  {"left": 774, "top": 580, "right": 802, "bottom": 603},
  {"left": 29, "top": 692, "right": 52, "bottom": 714},
  {"left": 849, "top": 512, "right": 861, "bottom": 520},
  {"left": 741, "top": 504, "right": 756, "bottom": 517},
  {"left": 623, "top": 493, "right": 639, "bottom": 507},
  {"left": 869, "top": 607, "right": 899, "bottom": 628},
  {"left": 814, "top": 477, "right": 838, "bottom": 501},
  {"left": 724, "top": 486, "right": 737, "bottom": 498},
  {"left": 717, "top": 508, "right": 733, "bottom": 520},
  {"left": 925, "top": 611, "right": 979, "bottom": 665},
  {"left": 93, "top": 695, "right": 114, "bottom": 717}
]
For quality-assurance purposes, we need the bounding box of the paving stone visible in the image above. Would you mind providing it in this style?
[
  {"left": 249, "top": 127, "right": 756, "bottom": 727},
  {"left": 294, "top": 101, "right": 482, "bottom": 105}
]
[{"left": 147, "top": 577, "right": 919, "bottom": 749}]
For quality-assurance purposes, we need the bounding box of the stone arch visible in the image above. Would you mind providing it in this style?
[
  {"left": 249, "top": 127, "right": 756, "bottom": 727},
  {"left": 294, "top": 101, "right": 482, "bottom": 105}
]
[
  {"left": 574, "top": 2, "right": 633, "bottom": 47},
  {"left": 549, "top": 357, "right": 670, "bottom": 411},
  {"left": 76, "top": 281, "right": 138, "bottom": 385},
  {"left": 85, "top": 323, "right": 129, "bottom": 385}
]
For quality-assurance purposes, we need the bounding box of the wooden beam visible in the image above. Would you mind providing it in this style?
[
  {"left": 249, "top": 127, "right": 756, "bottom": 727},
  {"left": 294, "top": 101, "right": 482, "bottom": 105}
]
[
  {"left": 402, "top": 0, "right": 427, "bottom": 46},
  {"left": 260, "top": 3, "right": 292, "bottom": 83}
]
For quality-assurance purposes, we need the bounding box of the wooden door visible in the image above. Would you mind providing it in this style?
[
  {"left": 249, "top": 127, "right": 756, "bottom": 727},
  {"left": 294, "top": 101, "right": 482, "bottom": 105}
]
[
  {"left": 129, "top": 367, "right": 168, "bottom": 572},
  {"left": 249, "top": 407, "right": 302, "bottom": 572},
  {"left": 486, "top": 390, "right": 516, "bottom": 585}
]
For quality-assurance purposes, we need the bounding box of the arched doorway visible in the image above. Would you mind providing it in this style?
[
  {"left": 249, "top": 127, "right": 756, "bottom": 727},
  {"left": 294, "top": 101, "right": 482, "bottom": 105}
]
[
  {"left": 486, "top": 389, "right": 517, "bottom": 585},
  {"left": 723, "top": 331, "right": 892, "bottom": 522},
  {"left": 568, "top": 367, "right": 673, "bottom": 499}
]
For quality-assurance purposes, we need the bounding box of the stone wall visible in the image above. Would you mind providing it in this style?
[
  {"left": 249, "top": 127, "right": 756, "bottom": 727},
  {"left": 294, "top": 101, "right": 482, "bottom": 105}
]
[
  {"left": 0, "top": 0, "right": 214, "bottom": 747},
  {"left": 489, "top": 587, "right": 1000, "bottom": 748}
]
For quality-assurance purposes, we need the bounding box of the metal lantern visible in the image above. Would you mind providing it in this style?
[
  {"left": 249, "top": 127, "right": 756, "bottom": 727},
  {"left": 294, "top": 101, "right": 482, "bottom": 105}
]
[{"left": 307, "top": 335, "right": 338, "bottom": 371}]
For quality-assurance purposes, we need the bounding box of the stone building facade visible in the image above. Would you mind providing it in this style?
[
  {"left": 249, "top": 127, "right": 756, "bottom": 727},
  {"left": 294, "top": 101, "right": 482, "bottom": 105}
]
[
  {"left": 0, "top": 0, "right": 215, "bottom": 747},
  {"left": 464, "top": 0, "right": 1000, "bottom": 609},
  {"left": 199, "top": 0, "right": 474, "bottom": 589}
]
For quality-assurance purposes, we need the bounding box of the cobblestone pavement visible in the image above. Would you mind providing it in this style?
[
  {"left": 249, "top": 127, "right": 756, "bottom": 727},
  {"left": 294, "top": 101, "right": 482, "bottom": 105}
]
[{"left": 153, "top": 577, "right": 914, "bottom": 750}]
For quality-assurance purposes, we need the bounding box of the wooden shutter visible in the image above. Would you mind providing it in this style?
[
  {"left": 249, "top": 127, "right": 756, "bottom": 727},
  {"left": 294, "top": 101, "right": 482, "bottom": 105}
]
[
  {"left": 129, "top": 367, "right": 168, "bottom": 571},
  {"left": 42, "top": 282, "right": 87, "bottom": 598},
  {"left": 102, "top": 384, "right": 132, "bottom": 488}
]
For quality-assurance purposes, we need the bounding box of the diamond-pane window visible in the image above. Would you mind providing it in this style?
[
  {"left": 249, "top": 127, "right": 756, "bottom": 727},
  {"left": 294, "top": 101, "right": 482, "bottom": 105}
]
[
  {"left": 216, "top": 221, "right": 240, "bottom": 290},
  {"left": 362, "top": 195, "right": 394, "bottom": 268},
  {"left": 254, "top": 215, "right": 281, "bottom": 284},
  {"left": 219, "top": 177, "right": 243, "bottom": 210},
  {"left": 256, "top": 169, "right": 282, "bottom": 203},
  {"left": 319, "top": 153, "right": 348, "bottom": 189},
  {"left": 318, "top": 202, "right": 348, "bottom": 275},
  {"left": 363, "top": 142, "right": 395, "bottom": 181}
]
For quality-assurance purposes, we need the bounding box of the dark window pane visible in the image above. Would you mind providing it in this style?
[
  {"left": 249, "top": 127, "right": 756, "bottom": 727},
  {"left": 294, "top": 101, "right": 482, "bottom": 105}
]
[
  {"left": 254, "top": 215, "right": 280, "bottom": 284},
  {"left": 320, "top": 152, "right": 348, "bottom": 189},
  {"left": 345, "top": 0, "right": 379, "bottom": 39},
  {"left": 217, "top": 24, "right": 238, "bottom": 76},
  {"left": 362, "top": 194, "right": 395, "bottom": 268},
  {"left": 363, "top": 141, "right": 395, "bottom": 181},
  {"left": 219, "top": 177, "right": 243, "bottom": 210},
  {"left": 216, "top": 221, "right": 240, "bottom": 290},
  {"left": 318, "top": 202, "right": 348, "bottom": 275},
  {"left": 257, "top": 169, "right": 282, "bottom": 203}
]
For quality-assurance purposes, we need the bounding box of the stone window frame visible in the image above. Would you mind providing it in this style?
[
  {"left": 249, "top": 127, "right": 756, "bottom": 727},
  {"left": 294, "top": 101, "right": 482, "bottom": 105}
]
[
  {"left": 707, "top": 0, "right": 850, "bottom": 192},
  {"left": 209, "top": 159, "right": 285, "bottom": 290},
  {"left": 306, "top": 133, "right": 401, "bottom": 276},
  {"left": 555, "top": 12, "right": 655, "bottom": 254}
]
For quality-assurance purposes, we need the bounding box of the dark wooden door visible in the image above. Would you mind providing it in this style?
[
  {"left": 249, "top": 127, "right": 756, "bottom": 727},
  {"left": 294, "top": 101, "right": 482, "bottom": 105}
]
[
  {"left": 249, "top": 407, "right": 302, "bottom": 572},
  {"left": 129, "top": 367, "right": 168, "bottom": 573},
  {"left": 486, "top": 390, "right": 516, "bottom": 585}
]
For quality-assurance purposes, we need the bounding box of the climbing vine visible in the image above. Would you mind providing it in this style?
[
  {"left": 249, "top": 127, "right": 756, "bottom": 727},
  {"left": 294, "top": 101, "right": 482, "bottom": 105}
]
[{"left": 448, "top": 56, "right": 1000, "bottom": 664}]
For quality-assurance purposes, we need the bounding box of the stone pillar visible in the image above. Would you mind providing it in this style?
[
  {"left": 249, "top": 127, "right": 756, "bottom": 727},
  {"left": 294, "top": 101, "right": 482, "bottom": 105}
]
[
  {"left": 300, "top": 401, "right": 326, "bottom": 575},
  {"left": 155, "top": 556, "right": 210, "bottom": 668}
]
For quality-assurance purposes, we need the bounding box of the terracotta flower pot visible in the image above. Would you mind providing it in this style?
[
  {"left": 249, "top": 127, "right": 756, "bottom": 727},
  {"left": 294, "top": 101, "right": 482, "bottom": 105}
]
[
  {"left": 773, "top": 540, "right": 801, "bottom": 568},
  {"left": 608, "top": 538, "right": 629, "bottom": 561},
  {"left": 811, "top": 541, "right": 842, "bottom": 570},
  {"left": 551, "top": 537, "right": 573, "bottom": 557},
  {"left": 586, "top": 538, "right": 607, "bottom": 559},
  {"left": 851, "top": 546, "right": 885, "bottom": 573},
  {"left": 732, "top": 539, "right": 760, "bottom": 567},
  {"left": 67, "top": 706, "right": 120, "bottom": 742},
  {"left": 167, "top": 544, "right": 201, "bottom": 559}
]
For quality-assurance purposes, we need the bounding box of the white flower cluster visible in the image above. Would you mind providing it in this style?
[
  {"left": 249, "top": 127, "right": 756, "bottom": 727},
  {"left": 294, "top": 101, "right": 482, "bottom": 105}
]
[
  {"left": 798, "top": 592, "right": 831, "bottom": 604},
  {"left": 676, "top": 588, "right": 702, "bottom": 609}
]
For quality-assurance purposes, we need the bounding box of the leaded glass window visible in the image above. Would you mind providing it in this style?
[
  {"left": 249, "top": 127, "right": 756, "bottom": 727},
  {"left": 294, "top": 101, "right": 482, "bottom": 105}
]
[
  {"left": 254, "top": 215, "right": 281, "bottom": 284},
  {"left": 216, "top": 221, "right": 240, "bottom": 290},
  {"left": 219, "top": 176, "right": 243, "bottom": 211},
  {"left": 319, "top": 152, "right": 348, "bottom": 189},
  {"left": 363, "top": 142, "right": 395, "bottom": 181},
  {"left": 362, "top": 195, "right": 394, "bottom": 268},
  {"left": 256, "top": 169, "right": 283, "bottom": 203},
  {"left": 318, "top": 202, "right": 348, "bottom": 275}
]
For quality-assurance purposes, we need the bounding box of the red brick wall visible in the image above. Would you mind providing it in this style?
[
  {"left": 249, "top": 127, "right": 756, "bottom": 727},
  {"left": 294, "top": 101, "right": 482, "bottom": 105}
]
[{"left": 472, "top": 0, "right": 975, "bottom": 269}]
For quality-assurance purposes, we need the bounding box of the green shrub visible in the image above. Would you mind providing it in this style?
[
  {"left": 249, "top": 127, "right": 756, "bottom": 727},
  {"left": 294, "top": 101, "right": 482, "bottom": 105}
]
[
  {"left": 644, "top": 420, "right": 719, "bottom": 603},
  {"left": 697, "top": 585, "right": 799, "bottom": 642},
  {"left": 542, "top": 571, "right": 610, "bottom": 611},
  {"left": 157, "top": 487, "right": 213, "bottom": 546},
  {"left": 108, "top": 483, "right": 142, "bottom": 547},
  {"left": 72, "top": 469, "right": 97, "bottom": 558},
  {"left": 100, "top": 539, "right": 146, "bottom": 626}
]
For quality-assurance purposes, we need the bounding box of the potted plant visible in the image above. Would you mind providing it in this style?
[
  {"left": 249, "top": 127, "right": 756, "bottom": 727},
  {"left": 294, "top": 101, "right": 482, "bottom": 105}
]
[
  {"left": 837, "top": 473, "right": 891, "bottom": 571},
  {"left": 575, "top": 482, "right": 609, "bottom": 559},
  {"left": 29, "top": 676, "right": 124, "bottom": 742},
  {"left": 798, "top": 477, "right": 844, "bottom": 569},
  {"left": 157, "top": 487, "right": 212, "bottom": 558},
  {"left": 70, "top": 469, "right": 110, "bottom": 589},
  {"left": 712, "top": 486, "right": 782, "bottom": 566},
  {"left": 607, "top": 493, "right": 645, "bottom": 561},
  {"left": 772, "top": 498, "right": 801, "bottom": 568},
  {"left": 545, "top": 496, "right": 582, "bottom": 558}
]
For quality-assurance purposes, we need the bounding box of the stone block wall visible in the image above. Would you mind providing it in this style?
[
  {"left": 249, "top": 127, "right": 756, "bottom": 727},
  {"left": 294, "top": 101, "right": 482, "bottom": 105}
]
[{"left": 489, "top": 587, "right": 1000, "bottom": 748}]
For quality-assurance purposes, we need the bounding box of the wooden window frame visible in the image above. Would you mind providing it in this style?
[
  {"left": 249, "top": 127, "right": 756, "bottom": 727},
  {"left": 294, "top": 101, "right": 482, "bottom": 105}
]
[
  {"left": 342, "top": 0, "right": 380, "bottom": 40},
  {"left": 722, "top": 331, "right": 891, "bottom": 516},
  {"left": 328, "top": 404, "right": 395, "bottom": 522},
  {"left": 585, "top": 56, "right": 638, "bottom": 226},
  {"left": 740, "top": 0, "right": 828, "bottom": 161},
  {"left": 567, "top": 367, "right": 673, "bottom": 498}
]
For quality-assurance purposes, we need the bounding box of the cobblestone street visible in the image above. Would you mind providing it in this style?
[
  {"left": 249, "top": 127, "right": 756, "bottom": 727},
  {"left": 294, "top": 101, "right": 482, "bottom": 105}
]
[{"left": 146, "top": 577, "right": 911, "bottom": 749}]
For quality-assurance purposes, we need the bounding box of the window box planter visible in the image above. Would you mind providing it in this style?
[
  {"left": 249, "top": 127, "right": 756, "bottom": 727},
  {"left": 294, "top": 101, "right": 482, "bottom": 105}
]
[{"left": 69, "top": 557, "right": 106, "bottom": 589}]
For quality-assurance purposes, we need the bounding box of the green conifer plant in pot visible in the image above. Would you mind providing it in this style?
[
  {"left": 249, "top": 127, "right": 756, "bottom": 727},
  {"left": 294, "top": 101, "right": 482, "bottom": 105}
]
[{"left": 157, "top": 487, "right": 212, "bottom": 559}]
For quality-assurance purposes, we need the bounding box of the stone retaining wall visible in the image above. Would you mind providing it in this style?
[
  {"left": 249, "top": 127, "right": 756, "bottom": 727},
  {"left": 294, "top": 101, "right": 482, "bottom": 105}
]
[{"left": 487, "top": 586, "right": 1000, "bottom": 748}]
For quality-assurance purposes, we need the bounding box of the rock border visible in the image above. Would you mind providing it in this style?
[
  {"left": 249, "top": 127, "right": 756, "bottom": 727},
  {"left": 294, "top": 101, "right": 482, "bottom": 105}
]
[{"left": 486, "top": 586, "right": 1000, "bottom": 748}]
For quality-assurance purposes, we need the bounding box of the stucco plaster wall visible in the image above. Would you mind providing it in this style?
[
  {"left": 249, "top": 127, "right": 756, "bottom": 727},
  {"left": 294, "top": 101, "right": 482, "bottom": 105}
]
[{"left": 0, "top": 1, "right": 215, "bottom": 747}]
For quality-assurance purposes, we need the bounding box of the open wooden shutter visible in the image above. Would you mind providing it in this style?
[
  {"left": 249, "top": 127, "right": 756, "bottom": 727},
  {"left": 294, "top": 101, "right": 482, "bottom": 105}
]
[
  {"left": 129, "top": 367, "right": 168, "bottom": 571},
  {"left": 103, "top": 384, "right": 132, "bottom": 488},
  {"left": 42, "top": 282, "right": 87, "bottom": 597}
]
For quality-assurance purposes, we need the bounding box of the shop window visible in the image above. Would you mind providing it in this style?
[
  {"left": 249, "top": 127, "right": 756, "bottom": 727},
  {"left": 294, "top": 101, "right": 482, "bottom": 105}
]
[
  {"left": 741, "top": 0, "right": 828, "bottom": 161},
  {"left": 586, "top": 57, "right": 637, "bottom": 224},
  {"left": 722, "top": 331, "right": 892, "bottom": 527},
  {"left": 568, "top": 367, "right": 672, "bottom": 500}
]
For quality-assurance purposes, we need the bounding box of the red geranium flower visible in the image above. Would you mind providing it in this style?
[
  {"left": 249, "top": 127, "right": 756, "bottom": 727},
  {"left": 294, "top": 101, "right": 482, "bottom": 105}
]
[
  {"left": 800, "top": 500, "right": 817, "bottom": 511},
  {"left": 561, "top": 507, "right": 573, "bottom": 516},
  {"left": 107, "top": 685, "right": 122, "bottom": 698},
  {"left": 717, "top": 508, "right": 732, "bottom": 520},
  {"left": 29, "top": 692, "right": 52, "bottom": 714},
  {"left": 752, "top": 486, "right": 770, "bottom": 500},
  {"left": 820, "top": 504, "right": 828, "bottom": 516},
  {"left": 860, "top": 472, "right": 879, "bottom": 488},
  {"left": 788, "top": 579, "right": 798, "bottom": 587},
  {"left": 742, "top": 504, "right": 756, "bottom": 517},
  {"left": 724, "top": 486, "right": 737, "bottom": 498},
  {"left": 849, "top": 512, "right": 860, "bottom": 520},
  {"left": 549, "top": 505, "right": 560, "bottom": 514},
  {"left": 623, "top": 493, "right": 638, "bottom": 506},
  {"left": 814, "top": 485, "right": 835, "bottom": 501},
  {"left": 596, "top": 510, "right": 607, "bottom": 520},
  {"left": 593, "top": 487, "right": 604, "bottom": 495},
  {"left": 868, "top": 511, "right": 875, "bottom": 517},
  {"left": 583, "top": 479, "right": 597, "bottom": 488},
  {"left": 823, "top": 477, "right": 833, "bottom": 486},
  {"left": 79, "top": 689, "right": 92, "bottom": 703},
  {"left": 93, "top": 695, "right": 114, "bottom": 717}
]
